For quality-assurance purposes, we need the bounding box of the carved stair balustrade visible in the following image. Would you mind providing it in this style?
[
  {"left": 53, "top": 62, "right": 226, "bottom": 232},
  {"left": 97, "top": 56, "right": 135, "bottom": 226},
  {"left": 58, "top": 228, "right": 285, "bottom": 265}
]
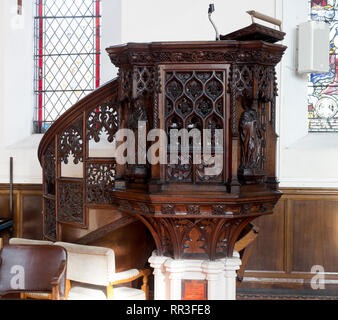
[{"left": 38, "top": 80, "right": 123, "bottom": 240}]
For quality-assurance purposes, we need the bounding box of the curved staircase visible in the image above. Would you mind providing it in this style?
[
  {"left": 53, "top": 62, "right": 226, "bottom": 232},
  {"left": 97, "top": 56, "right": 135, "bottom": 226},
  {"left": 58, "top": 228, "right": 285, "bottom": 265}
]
[{"left": 38, "top": 79, "right": 155, "bottom": 272}]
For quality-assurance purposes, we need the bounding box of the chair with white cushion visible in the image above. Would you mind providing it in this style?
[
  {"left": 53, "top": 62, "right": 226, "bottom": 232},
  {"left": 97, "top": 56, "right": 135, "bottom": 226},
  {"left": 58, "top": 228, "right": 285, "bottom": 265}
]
[
  {"left": 9, "top": 238, "right": 54, "bottom": 245},
  {"left": 54, "top": 241, "right": 150, "bottom": 300}
]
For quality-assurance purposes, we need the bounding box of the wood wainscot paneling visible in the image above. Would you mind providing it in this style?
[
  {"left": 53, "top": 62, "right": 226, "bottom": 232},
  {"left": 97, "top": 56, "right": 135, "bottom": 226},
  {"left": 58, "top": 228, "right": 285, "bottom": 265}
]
[
  {"left": 0, "top": 184, "right": 43, "bottom": 243},
  {"left": 240, "top": 188, "right": 338, "bottom": 295}
]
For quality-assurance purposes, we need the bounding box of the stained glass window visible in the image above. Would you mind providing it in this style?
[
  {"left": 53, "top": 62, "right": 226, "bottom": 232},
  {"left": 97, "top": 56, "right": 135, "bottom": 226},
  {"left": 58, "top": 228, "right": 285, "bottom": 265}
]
[
  {"left": 308, "top": 0, "right": 338, "bottom": 131},
  {"left": 34, "top": 0, "right": 101, "bottom": 133}
]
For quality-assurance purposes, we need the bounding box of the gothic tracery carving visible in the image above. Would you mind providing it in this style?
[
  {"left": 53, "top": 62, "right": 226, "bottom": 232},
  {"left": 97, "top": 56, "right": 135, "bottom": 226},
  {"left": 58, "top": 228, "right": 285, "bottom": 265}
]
[
  {"left": 135, "top": 66, "right": 155, "bottom": 97},
  {"left": 167, "top": 155, "right": 192, "bottom": 182}
]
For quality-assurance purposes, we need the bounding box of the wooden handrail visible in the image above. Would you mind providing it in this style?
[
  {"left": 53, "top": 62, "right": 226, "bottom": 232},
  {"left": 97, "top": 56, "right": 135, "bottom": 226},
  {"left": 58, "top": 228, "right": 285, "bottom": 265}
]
[{"left": 37, "top": 78, "right": 118, "bottom": 164}]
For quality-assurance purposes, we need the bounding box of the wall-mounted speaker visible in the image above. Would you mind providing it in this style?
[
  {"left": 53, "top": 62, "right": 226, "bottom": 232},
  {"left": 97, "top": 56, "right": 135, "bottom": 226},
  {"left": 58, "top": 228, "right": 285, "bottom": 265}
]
[{"left": 298, "top": 21, "right": 329, "bottom": 74}]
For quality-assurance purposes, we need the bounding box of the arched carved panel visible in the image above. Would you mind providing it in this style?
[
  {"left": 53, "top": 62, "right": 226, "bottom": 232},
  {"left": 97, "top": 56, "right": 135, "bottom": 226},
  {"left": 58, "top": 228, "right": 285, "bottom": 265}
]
[
  {"left": 164, "top": 68, "right": 227, "bottom": 184},
  {"left": 135, "top": 66, "right": 155, "bottom": 97},
  {"left": 86, "top": 103, "right": 119, "bottom": 143},
  {"left": 58, "top": 120, "right": 83, "bottom": 164}
]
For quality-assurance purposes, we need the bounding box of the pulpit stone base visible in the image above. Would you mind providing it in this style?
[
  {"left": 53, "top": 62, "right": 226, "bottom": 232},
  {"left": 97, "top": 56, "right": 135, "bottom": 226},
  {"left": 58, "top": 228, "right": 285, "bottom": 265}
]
[{"left": 148, "top": 251, "right": 241, "bottom": 300}]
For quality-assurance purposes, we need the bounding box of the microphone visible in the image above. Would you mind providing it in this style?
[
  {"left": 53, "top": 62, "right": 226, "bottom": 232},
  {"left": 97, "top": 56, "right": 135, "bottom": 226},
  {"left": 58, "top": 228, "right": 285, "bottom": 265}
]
[{"left": 208, "top": 4, "right": 220, "bottom": 41}]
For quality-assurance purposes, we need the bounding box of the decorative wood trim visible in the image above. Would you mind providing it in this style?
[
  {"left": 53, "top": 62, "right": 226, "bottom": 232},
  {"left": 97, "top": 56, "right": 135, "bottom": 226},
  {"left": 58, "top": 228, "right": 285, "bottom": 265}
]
[{"left": 106, "top": 41, "right": 286, "bottom": 67}]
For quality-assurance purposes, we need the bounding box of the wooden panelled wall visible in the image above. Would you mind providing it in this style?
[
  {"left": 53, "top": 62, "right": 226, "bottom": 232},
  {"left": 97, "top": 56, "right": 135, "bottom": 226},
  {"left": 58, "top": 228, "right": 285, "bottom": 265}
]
[
  {"left": 242, "top": 188, "right": 338, "bottom": 291},
  {"left": 0, "top": 184, "right": 337, "bottom": 291},
  {"left": 0, "top": 184, "right": 43, "bottom": 242}
]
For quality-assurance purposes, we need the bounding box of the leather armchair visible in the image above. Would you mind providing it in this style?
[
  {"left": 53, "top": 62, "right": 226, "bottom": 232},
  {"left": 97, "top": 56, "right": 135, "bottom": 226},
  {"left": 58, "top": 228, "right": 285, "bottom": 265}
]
[{"left": 0, "top": 241, "right": 67, "bottom": 300}]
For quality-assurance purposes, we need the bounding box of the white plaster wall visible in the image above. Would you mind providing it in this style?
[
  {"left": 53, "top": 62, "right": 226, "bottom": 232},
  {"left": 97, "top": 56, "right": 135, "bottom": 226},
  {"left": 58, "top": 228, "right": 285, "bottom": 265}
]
[
  {"left": 278, "top": 0, "right": 338, "bottom": 188},
  {"left": 0, "top": 0, "right": 120, "bottom": 183},
  {"left": 0, "top": 0, "right": 40, "bottom": 183},
  {"left": 120, "top": 0, "right": 278, "bottom": 43}
]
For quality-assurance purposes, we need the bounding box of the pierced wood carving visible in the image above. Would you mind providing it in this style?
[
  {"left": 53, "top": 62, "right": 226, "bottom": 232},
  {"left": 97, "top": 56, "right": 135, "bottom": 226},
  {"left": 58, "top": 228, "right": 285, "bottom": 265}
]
[
  {"left": 86, "top": 162, "right": 116, "bottom": 204},
  {"left": 44, "top": 198, "right": 56, "bottom": 241},
  {"left": 196, "top": 157, "right": 222, "bottom": 182},
  {"left": 58, "top": 120, "right": 83, "bottom": 164},
  {"left": 164, "top": 70, "right": 225, "bottom": 184},
  {"left": 86, "top": 103, "right": 119, "bottom": 143},
  {"left": 167, "top": 155, "right": 193, "bottom": 182},
  {"left": 58, "top": 181, "right": 84, "bottom": 225},
  {"left": 135, "top": 66, "right": 155, "bottom": 97},
  {"left": 43, "top": 142, "right": 55, "bottom": 195},
  {"left": 118, "top": 68, "right": 133, "bottom": 101}
]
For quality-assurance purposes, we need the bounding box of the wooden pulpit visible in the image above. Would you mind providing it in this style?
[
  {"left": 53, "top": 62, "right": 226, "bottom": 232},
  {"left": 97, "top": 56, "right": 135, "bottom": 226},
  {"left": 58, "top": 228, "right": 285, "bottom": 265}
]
[
  {"left": 105, "top": 23, "right": 287, "bottom": 299},
  {"left": 38, "top": 19, "right": 286, "bottom": 300}
]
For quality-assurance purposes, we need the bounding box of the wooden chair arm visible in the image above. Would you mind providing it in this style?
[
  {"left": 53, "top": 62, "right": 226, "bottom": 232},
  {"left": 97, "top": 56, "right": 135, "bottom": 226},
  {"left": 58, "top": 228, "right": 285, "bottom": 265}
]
[
  {"left": 110, "top": 268, "right": 151, "bottom": 300},
  {"left": 110, "top": 269, "right": 150, "bottom": 286},
  {"left": 50, "top": 260, "right": 67, "bottom": 300},
  {"left": 50, "top": 260, "right": 67, "bottom": 286}
]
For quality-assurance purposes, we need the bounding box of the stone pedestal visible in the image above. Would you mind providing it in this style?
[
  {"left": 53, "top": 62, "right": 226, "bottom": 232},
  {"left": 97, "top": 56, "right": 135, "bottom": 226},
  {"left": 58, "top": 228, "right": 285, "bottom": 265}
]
[{"left": 148, "top": 251, "right": 241, "bottom": 300}]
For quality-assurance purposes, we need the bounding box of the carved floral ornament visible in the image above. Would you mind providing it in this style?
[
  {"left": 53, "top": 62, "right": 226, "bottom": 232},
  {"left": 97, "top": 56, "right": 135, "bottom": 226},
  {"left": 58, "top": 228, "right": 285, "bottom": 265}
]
[
  {"left": 86, "top": 103, "right": 120, "bottom": 143},
  {"left": 108, "top": 46, "right": 285, "bottom": 68},
  {"left": 118, "top": 199, "right": 276, "bottom": 217},
  {"left": 58, "top": 121, "right": 83, "bottom": 164},
  {"left": 86, "top": 162, "right": 116, "bottom": 204}
]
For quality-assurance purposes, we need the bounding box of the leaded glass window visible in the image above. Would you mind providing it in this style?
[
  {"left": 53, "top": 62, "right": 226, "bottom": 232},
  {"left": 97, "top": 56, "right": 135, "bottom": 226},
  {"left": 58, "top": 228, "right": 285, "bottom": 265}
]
[
  {"left": 308, "top": 0, "right": 338, "bottom": 131},
  {"left": 34, "top": 0, "right": 101, "bottom": 133}
]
